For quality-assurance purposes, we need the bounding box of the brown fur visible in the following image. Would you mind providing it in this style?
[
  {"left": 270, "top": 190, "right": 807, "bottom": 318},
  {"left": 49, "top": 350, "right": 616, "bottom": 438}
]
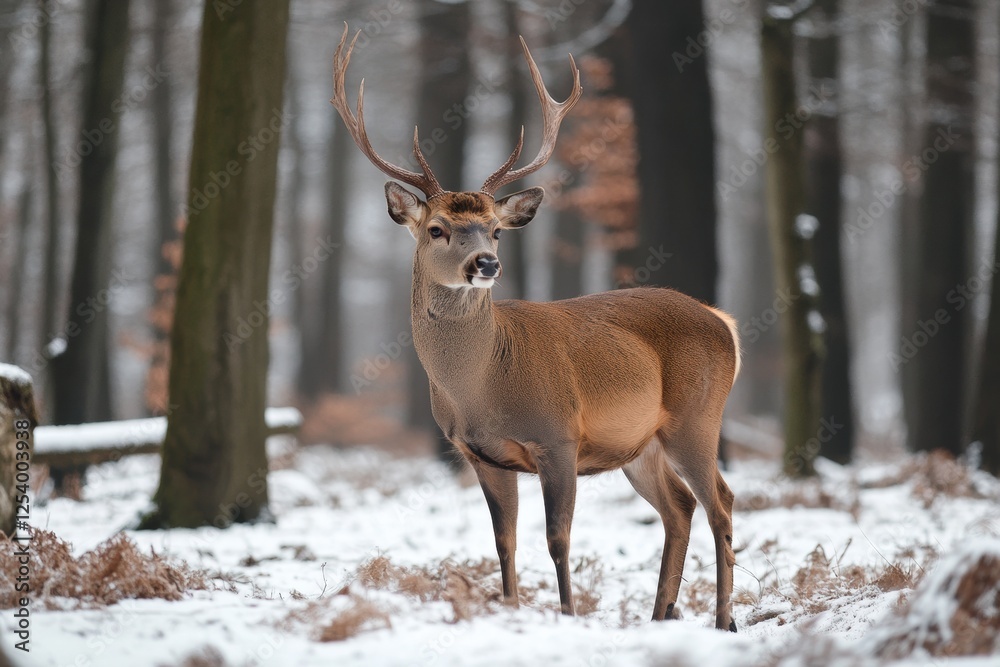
[{"left": 388, "top": 189, "right": 741, "bottom": 629}]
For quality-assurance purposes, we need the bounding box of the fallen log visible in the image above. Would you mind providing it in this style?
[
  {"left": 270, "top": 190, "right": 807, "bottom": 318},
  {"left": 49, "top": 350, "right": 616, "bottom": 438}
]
[{"left": 33, "top": 407, "right": 302, "bottom": 469}]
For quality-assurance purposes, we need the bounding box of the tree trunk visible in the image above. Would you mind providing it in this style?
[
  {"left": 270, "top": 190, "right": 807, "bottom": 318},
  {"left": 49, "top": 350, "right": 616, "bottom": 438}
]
[
  {"left": 298, "top": 112, "right": 347, "bottom": 399},
  {"left": 973, "top": 18, "right": 1000, "bottom": 476},
  {"left": 551, "top": 207, "right": 584, "bottom": 300},
  {"left": 974, "top": 187, "right": 1000, "bottom": 475},
  {"left": 39, "top": 0, "right": 62, "bottom": 364},
  {"left": 50, "top": 0, "right": 131, "bottom": 426},
  {"left": 625, "top": 0, "right": 718, "bottom": 303},
  {"left": 804, "top": 0, "right": 854, "bottom": 464},
  {"left": 5, "top": 186, "right": 32, "bottom": 361},
  {"left": 408, "top": 0, "right": 471, "bottom": 459},
  {"left": 499, "top": 0, "right": 527, "bottom": 300},
  {"left": 144, "top": 0, "right": 290, "bottom": 529},
  {"left": 150, "top": 0, "right": 176, "bottom": 280},
  {"left": 761, "top": 10, "right": 824, "bottom": 477},
  {"left": 902, "top": 0, "right": 974, "bottom": 456}
]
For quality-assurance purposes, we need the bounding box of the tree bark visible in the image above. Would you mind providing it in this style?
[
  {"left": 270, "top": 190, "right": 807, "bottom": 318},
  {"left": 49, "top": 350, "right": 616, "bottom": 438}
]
[
  {"left": 298, "top": 111, "right": 346, "bottom": 399},
  {"left": 5, "top": 186, "right": 32, "bottom": 360},
  {"left": 902, "top": 0, "right": 974, "bottom": 456},
  {"left": 499, "top": 0, "right": 527, "bottom": 300},
  {"left": 804, "top": 0, "right": 854, "bottom": 464},
  {"left": 408, "top": 0, "right": 471, "bottom": 459},
  {"left": 625, "top": 0, "right": 718, "bottom": 303},
  {"left": 50, "top": 0, "right": 132, "bottom": 425},
  {"left": 971, "top": 13, "right": 1000, "bottom": 476},
  {"left": 973, "top": 194, "right": 1000, "bottom": 475},
  {"left": 150, "top": 0, "right": 176, "bottom": 280},
  {"left": 761, "top": 10, "right": 824, "bottom": 477},
  {"left": 39, "top": 0, "right": 62, "bottom": 364},
  {"left": 144, "top": 0, "right": 290, "bottom": 528},
  {"left": 551, "top": 207, "right": 584, "bottom": 300}
]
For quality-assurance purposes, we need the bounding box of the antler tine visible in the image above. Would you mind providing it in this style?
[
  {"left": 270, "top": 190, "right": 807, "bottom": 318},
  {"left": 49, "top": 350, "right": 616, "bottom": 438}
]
[
  {"left": 480, "top": 37, "right": 583, "bottom": 197},
  {"left": 480, "top": 127, "right": 524, "bottom": 196},
  {"left": 330, "top": 23, "right": 444, "bottom": 199},
  {"left": 412, "top": 127, "right": 444, "bottom": 198}
]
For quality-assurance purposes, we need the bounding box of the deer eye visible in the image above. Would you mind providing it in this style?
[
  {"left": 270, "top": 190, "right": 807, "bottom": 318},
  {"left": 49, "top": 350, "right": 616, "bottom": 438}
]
[
  {"left": 428, "top": 226, "right": 444, "bottom": 239},
  {"left": 493, "top": 229, "right": 502, "bottom": 240}
]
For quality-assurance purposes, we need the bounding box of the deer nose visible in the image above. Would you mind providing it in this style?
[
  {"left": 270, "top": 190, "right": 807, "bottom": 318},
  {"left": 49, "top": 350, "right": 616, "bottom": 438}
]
[{"left": 475, "top": 255, "right": 500, "bottom": 277}]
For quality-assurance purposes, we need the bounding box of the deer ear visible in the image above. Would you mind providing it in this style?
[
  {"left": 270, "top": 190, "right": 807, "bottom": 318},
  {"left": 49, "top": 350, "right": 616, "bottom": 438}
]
[
  {"left": 385, "top": 182, "right": 427, "bottom": 228},
  {"left": 495, "top": 187, "right": 544, "bottom": 228}
]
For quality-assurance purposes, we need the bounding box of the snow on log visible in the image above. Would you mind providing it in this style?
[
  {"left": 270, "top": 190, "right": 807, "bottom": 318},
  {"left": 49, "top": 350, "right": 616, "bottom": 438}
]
[
  {"left": 866, "top": 539, "right": 1000, "bottom": 658},
  {"left": 0, "top": 364, "right": 39, "bottom": 536},
  {"left": 33, "top": 407, "right": 303, "bottom": 469}
]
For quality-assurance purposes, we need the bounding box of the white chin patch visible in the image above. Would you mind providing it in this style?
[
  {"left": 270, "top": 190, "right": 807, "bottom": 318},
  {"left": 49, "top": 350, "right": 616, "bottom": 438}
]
[{"left": 471, "top": 276, "right": 495, "bottom": 289}]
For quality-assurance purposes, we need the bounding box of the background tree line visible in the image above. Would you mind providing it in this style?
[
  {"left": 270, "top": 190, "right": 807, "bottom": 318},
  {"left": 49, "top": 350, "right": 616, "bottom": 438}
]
[{"left": 0, "top": 0, "right": 998, "bottom": 523}]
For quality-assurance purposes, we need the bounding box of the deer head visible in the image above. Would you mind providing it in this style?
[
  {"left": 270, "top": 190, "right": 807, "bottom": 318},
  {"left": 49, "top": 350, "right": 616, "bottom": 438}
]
[{"left": 330, "top": 24, "right": 582, "bottom": 290}]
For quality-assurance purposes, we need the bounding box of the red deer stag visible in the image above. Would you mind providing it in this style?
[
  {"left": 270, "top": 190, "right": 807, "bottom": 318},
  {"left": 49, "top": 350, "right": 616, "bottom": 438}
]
[{"left": 331, "top": 25, "right": 741, "bottom": 631}]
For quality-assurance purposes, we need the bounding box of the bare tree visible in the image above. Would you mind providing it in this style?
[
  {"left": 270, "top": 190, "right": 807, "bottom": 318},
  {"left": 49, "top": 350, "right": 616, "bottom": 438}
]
[
  {"left": 143, "top": 0, "right": 290, "bottom": 528},
  {"left": 39, "top": 0, "right": 62, "bottom": 373},
  {"left": 972, "top": 27, "right": 1000, "bottom": 476},
  {"left": 50, "top": 0, "right": 132, "bottom": 425},
  {"left": 297, "top": 109, "right": 347, "bottom": 400},
  {"left": 761, "top": 4, "right": 824, "bottom": 477},
  {"left": 497, "top": 0, "right": 528, "bottom": 300},
  {"left": 902, "top": 0, "right": 974, "bottom": 456},
  {"left": 625, "top": 0, "right": 718, "bottom": 303},
  {"left": 804, "top": 0, "right": 854, "bottom": 463},
  {"left": 150, "top": 0, "right": 176, "bottom": 281}
]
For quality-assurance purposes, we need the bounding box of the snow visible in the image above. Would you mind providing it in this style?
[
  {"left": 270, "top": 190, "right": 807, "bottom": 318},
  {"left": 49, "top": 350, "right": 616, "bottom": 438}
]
[
  {"left": 5, "top": 448, "right": 1000, "bottom": 667},
  {"left": 34, "top": 408, "right": 303, "bottom": 455},
  {"left": 861, "top": 538, "right": 1000, "bottom": 658},
  {"left": 794, "top": 214, "right": 819, "bottom": 240},
  {"left": 0, "top": 363, "right": 33, "bottom": 388}
]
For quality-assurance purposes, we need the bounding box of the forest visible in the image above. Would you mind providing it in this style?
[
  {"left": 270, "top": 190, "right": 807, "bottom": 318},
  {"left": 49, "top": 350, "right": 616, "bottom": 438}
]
[{"left": 0, "top": 0, "right": 999, "bottom": 665}]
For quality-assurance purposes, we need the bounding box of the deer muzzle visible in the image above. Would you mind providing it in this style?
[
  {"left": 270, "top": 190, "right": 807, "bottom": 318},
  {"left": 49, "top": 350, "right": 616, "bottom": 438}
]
[{"left": 468, "top": 253, "right": 501, "bottom": 288}]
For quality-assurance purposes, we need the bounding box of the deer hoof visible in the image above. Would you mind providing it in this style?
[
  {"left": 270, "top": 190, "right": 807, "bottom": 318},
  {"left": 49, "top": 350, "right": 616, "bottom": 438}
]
[{"left": 729, "top": 620, "right": 738, "bottom": 633}]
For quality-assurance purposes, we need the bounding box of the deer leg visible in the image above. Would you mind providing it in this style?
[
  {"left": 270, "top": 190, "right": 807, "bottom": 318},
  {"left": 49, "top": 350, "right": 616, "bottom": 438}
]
[
  {"left": 672, "top": 433, "right": 736, "bottom": 632},
  {"left": 623, "top": 442, "right": 696, "bottom": 621},
  {"left": 537, "top": 447, "right": 578, "bottom": 615},
  {"left": 472, "top": 462, "right": 520, "bottom": 607}
]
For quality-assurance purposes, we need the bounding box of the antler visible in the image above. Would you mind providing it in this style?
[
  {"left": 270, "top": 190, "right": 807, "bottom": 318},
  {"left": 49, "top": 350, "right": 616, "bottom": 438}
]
[
  {"left": 331, "top": 24, "right": 445, "bottom": 200},
  {"left": 480, "top": 37, "right": 583, "bottom": 197}
]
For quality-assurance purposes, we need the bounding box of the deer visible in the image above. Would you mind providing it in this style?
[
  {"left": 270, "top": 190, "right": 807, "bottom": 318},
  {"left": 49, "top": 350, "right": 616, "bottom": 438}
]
[{"left": 331, "top": 24, "right": 741, "bottom": 632}]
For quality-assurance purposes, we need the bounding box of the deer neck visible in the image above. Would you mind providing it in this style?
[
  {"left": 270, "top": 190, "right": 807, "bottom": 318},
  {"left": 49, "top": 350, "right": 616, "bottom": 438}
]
[{"left": 410, "top": 258, "right": 497, "bottom": 395}]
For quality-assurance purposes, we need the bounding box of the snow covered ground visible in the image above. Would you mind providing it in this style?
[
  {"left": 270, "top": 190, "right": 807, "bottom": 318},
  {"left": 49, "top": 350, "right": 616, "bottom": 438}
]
[{"left": 5, "top": 444, "right": 1000, "bottom": 667}]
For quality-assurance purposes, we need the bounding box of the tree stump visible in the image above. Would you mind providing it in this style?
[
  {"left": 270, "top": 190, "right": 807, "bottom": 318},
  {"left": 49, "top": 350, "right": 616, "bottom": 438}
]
[{"left": 0, "top": 364, "right": 38, "bottom": 537}]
